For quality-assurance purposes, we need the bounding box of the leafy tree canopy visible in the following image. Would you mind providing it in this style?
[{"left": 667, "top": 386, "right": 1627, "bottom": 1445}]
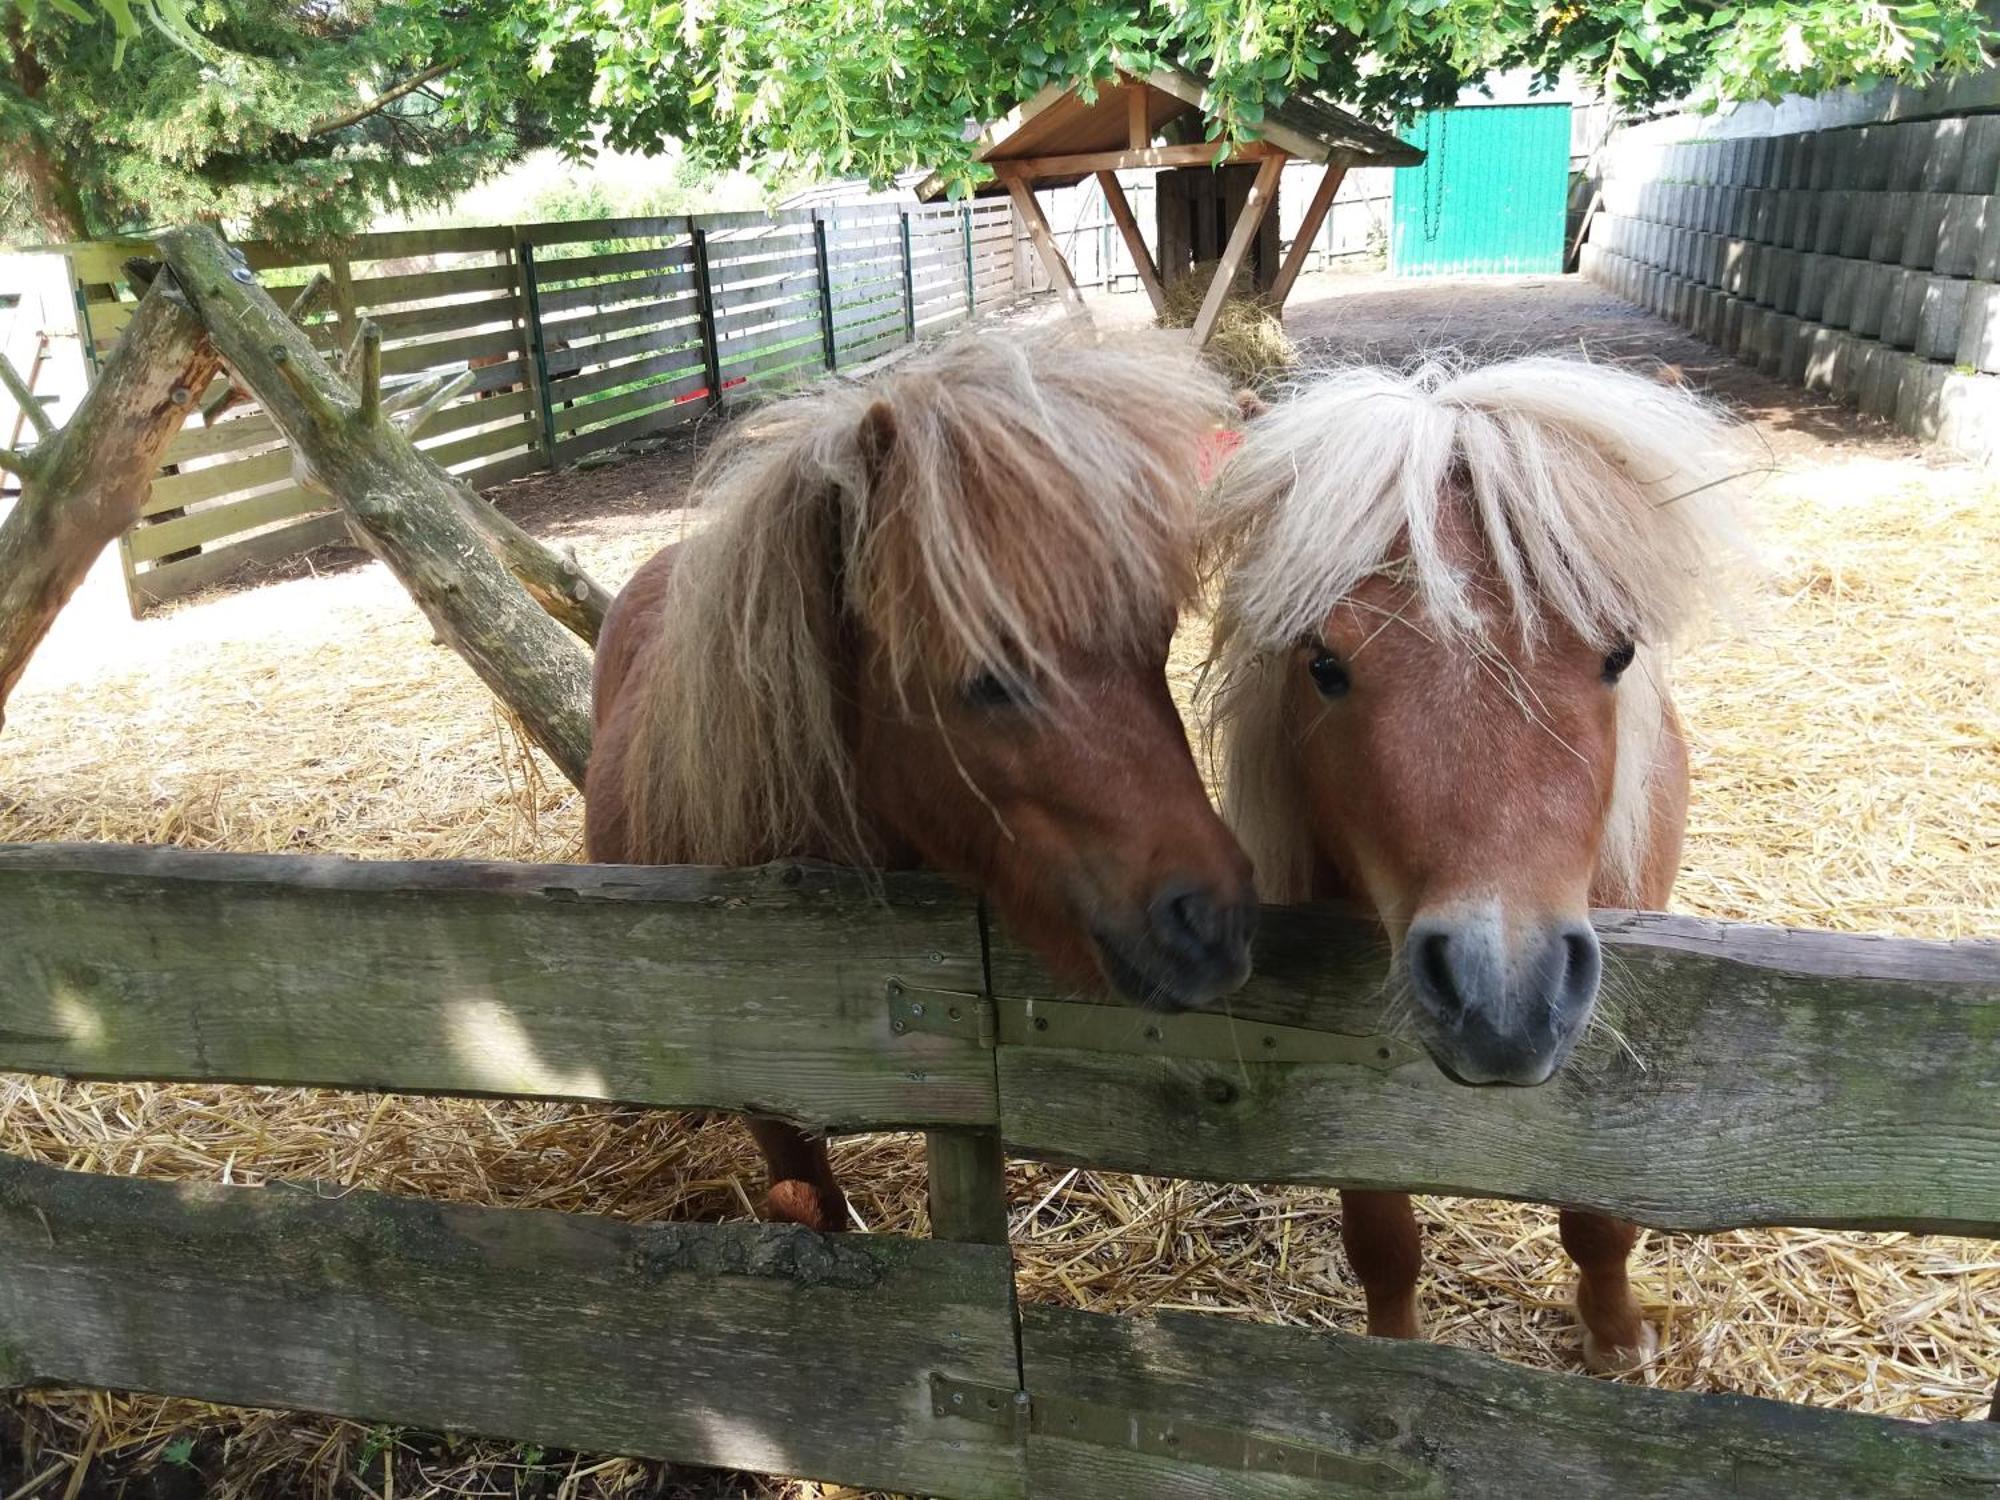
[
  {"left": 6, "top": 0, "right": 1994, "bottom": 244},
  {"left": 511, "top": 0, "right": 1997, "bottom": 195},
  {"left": 1, "top": 0, "right": 594, "bottom": 243}
]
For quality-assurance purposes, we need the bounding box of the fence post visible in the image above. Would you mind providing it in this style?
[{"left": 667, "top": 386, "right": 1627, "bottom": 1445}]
[
  {"left": 513, "top": 234, "right": 557, "bottom": 463},
  {"left": 690, "top": 224, "right": 723, "bottom": 408},
  {"left": 900, "top": 210, "right": 917, "bottom": 344},
  {"left": 925, "top": 1130, "right": 1009, "bottom": 1244},
  {"left": 962, "top": 203, "right": 976, "bottom": 319},
  {"left": 813, "top": 212, "right": 838, "bottom": 372}
]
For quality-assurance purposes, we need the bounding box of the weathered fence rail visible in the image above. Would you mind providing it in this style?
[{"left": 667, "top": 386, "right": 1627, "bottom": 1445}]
[
  {"left": 44, "top": 202, "right": 1018, "bottom": 610},
  {"left": 2, "top": 840, "right": 1998, "bottom": 1497}
]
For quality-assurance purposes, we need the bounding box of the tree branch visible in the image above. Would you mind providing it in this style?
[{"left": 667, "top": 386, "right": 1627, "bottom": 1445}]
[
  {"left": 306, "top": 62, "right": 455, "bottom": 138},
  {"left": 0, "top": 350, "right": 51, "bottom": 440}
]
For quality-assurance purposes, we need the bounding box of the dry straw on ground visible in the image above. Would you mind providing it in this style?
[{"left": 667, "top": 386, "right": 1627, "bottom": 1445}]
[{"left": 2, "top": 373, "right": 1997, "bottom": 1498}]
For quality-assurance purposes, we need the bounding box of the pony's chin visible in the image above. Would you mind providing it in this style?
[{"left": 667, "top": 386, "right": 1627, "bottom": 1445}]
[
  {"left": 1419, "top": 1037, "right": 1572, "bottom": 1088},
  {"left": 1088, "top": 928, "right": 1247, "bottom": 1013}
]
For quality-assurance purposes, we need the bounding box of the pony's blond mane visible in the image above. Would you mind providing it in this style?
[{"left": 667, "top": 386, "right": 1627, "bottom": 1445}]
[
  {"left": 618, "top": 325, "right": 1234, "bottom": 866},
  {"left": 1205, "top": 354, "right": 1752, "bottom": 902}
]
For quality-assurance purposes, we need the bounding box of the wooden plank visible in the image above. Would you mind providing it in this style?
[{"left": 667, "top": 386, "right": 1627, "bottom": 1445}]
[
  {"left": 717, "top": 338, "right": 827, "bottom": 384},
  {"left": 989, "top": 906, "right": 2000, "bottom": 1235},
  {"left": 710, "top": 269, "right": 825, "bottom": 316},
  {"left": 0, "top": 1157, "right": 1026, "bottom": 1500},
  {"left": 418, "top": 417, "right": 540, "bottom": 472},
  {"left": 537, "top": 269, "right": 697, "bottom": 318},
  {"left": 378, "top": 324, "right": 520, "bottom": 378},
  {"left": 126, "top": 483, "right": 323, "bottom": 563},
  {"left": 714, "top": 296, "right": 821, "bottom": 342},
  {"left": 368, "top": 293, "right": 520, "bottom": 343},
  {"left": 1003, "top": 176, "right": 1083, "bottom": 311},
  {"left": 146, "top": 446, "right": 293, "bottom": 513},
  {"left": 1190, "top": 152, "right": 1285, "bottom": 348},
  {"left": 552, "top": 371, "right": 708, "bottom": 439},
  {"left": 162, "top": 410, "right": 284, "bottom": 465},
  {"left": 348, "top": 262, "right": 517, "bottom": 309},
  {"left": 697, "top": 208, "right": 818, "bottom": 232},
  {"left": 1000, "top": 140, "right": 1279, "bottom": 183},
  {"left": 547, "top": 350, "right": 706, "bottom": 407},
  {"left": 553, "top": 401, "right": 702, "bottom": 464},
  {"left": 530, "top": 244, "right": 696, "bottom": 288},
  {"left": 705, "top": 242, "right": 819, "bottom": 279},
  {"left": 545, "top": 320, "right": 699, "bottom": 377},
  {"left": 129, "top": 511, "right": 348, "bottom": 606},
  {"left": 517, "top": 217, "right": 691, "bottom": 248},
  {"left": 1127, "top": 80, "right": 1148, "bottom": 149},
  {"left": 716, "top": 313, "right": 821, "bottom": 358},
  {"left": 1021, "top": 1306, "right": 2000, "bottom": 1498},
  {"left": 458, "top": 446, "right": 545, "bottom": 492},
  {"left": 543, "top": 296, "right": 699, "bottom": 348},
  {"left": 1269, "top": 157, "right": 1349, "bottom": 310},
  {"left": 837, "top": 328, "right": 909, "bottom": 367},
  {"left": 0, "top": 846, "right": 996, "bottom": 1129},
  {"left": 1096, "top": 171, "right": 1167, "bottom": 316}
]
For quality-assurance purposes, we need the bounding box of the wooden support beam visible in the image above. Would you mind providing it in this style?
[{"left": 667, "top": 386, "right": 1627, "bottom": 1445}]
[
  {"left": 926, "top": 1128, "right": 1011, "bottom": 1244},
  {"left": 1002, "top": 174, "right": 1084, "bottom": 312},
  {"left": 1190, "top": 152, "right": 1286, "bottom": 349},
  {"left": 1269, "top": 154, "right": 1350, "bottom": 311},
  {"left": 999, "top": 140, "right": 1280, "bottom": 183},
  {"left": 1094, "top": 171, "right": 1166, "bottom": 317},
  {"left": 1126, "top": 82, "right": 1148, "bottom": 151}
]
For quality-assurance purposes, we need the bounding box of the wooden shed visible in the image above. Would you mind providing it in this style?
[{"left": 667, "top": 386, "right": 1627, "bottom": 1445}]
[{"left": 918, "top": 67, "right": 1421, "bottom": 346}]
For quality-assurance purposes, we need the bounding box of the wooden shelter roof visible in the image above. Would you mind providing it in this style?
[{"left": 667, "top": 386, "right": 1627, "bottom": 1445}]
[{"left": 917, "top": 66, "right": 1421, "bottom": 201}]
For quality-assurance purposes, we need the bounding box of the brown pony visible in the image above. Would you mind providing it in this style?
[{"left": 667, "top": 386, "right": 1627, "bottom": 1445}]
[
  {"left": 588, "top": 327, "right": 1258, "bottom": 1232},
  {"left": 1206, "top": 355, "right": 1747, "bottom": 1371}
]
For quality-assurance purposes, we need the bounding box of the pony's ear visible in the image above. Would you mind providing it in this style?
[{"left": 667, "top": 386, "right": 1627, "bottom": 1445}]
[
  {"left": 1233, "top": 388, "right": 1269, "bottom": 422},
  {"left": 856, "top": 399, "right": 899, "bottom": 491}
]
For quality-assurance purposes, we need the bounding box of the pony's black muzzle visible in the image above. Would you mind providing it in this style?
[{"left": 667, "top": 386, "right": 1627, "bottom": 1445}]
[
  {"left": 1407, "top": 916, "right": 1601, "bottom": 1086},
  {"left": 1094, "top": 879, "right": 1257, "bottom": 1011}
]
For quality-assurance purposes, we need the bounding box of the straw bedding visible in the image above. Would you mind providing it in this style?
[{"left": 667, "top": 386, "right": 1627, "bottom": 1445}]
[{"left": 1, "top": 409, "right": 1996, "bottom": 1497}]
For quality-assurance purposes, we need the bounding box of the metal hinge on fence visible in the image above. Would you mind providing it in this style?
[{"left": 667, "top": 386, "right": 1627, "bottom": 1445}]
[
  {"left": 886, "top": 985, "right": 1417, "bottom": 1070},
  {"left": 886, "top": 981, "right": 994, "bottom": 1046},
  {"left": 927, "top": 1372, "right": 1429, "bottom": 1489}
]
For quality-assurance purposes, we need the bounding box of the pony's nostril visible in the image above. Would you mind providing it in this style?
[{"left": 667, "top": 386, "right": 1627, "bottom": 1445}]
[
  {"left": 1414, "top": 929, "right": 1463, "bottom": 1017},
  {"left": 1148, "top": 882, "right": 1251, "bottom": 972},
  {"left": 1559, "top": 925, "right": 1603, "bottom": 1014}
]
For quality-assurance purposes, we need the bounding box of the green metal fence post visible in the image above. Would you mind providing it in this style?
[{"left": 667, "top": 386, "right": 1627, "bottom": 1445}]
[
  {"left": 900, "top": 210, "right": 917, "bottom": 344},
  {"left": 690, "top": 224, "right": 724, "bottom": 408},
  {"left": 961, "top": 203, "right": 976, "bottom": 319},
  {"left": 813, "top": 212, "right": 838, "bottom": 372},
  {"left": 515, "top": 236, "right": 557, "bottom": 462}
]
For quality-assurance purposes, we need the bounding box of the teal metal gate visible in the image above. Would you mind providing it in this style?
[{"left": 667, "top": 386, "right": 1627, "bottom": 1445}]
[{"left": 1390, "top": 103, "right": 1572, "bottom": 276}]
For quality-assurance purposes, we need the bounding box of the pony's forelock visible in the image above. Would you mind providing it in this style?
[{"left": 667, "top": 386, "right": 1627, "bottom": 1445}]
[
  {"left": 1204, "top": 354, "right": 1753, "bottom": 901},
  {"left": 617, "top": 324, "right": 1235, "bottom": 866}
]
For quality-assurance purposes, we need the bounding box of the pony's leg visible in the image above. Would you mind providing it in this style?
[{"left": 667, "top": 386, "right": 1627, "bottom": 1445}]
[
  {"left": 1340, "top": 1189, "right": 1423, "bottom": 1339},
  {"left": 1559, "top": 1208, "right": 1659, "bottom": 1371},
  {"left": 746, "top": 1117, "right": 848, "bottom": 1233}
]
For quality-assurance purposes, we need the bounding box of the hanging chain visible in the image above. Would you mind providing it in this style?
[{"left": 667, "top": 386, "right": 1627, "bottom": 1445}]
[{"left": 1419, "top": 111, "right": 1450, "bottom": 243}]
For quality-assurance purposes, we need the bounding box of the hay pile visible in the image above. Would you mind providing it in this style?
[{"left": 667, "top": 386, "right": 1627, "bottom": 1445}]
[
  {"left": 2, "top": 420, "right": 1998, "bottom": 1498},
  {"left": 1158, "top": 260, "right": 1297, "bottom": 390}
]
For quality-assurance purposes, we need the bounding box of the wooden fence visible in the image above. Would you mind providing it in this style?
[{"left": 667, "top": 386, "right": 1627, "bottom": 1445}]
[
  {"left": 1, "top": 842, "right": 1997, "bottom": 1497},
  {"left": 52, "top": 202, "right": 1019, "bottom": 610}
]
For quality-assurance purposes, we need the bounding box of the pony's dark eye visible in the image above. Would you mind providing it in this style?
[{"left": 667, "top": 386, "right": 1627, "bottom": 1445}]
[
  {"left": 964, "top": 672, "right": 1019, "bottom": 708},
  {"left": 1307, "top": 650, "right": 1351, "bottom": 698},
  {"left": 1602, "top": 640, "right": 1637, "bottom": 683}
]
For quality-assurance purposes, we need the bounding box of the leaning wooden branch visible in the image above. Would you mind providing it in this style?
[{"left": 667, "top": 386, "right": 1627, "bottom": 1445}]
[
  {"left": 0, "top": 267, "right": 222, "bottom": 733},
  {"left": 153, "top": 224, "right": 594, "bottom": 787}
]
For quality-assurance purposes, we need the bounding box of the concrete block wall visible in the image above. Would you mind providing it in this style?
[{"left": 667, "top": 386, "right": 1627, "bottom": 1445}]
[{"left": 1582, "top": 114, "right": 2000, "bottom": 466}]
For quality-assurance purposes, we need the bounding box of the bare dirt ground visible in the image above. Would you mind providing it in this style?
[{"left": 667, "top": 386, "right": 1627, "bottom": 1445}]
[{"left": 2, "top": 270, "right": 1996, "bottom": 1499}]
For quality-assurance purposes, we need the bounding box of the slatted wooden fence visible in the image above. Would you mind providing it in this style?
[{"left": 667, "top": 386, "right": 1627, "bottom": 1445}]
[
  {"left": 49, "top": 203, "right": 1019, "bottom": 611},
  {"left": 1, "top": 843, "right": 1997, "bottom": 1498}
]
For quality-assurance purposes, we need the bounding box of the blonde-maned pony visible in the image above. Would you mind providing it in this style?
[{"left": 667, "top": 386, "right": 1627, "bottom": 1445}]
[
  {"left": 588, "top": 326, "right": 1257, "bottom": 1231},
  {"left": 1205, "top": 353, "right": 1749, "bottom": 1371}
]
